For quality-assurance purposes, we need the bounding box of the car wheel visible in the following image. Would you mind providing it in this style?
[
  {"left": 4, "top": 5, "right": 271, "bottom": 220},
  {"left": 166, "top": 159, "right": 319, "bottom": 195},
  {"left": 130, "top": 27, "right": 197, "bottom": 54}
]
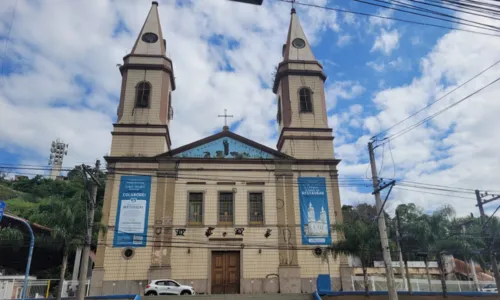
[
  {"left": 180, "top": 290, "right": 191, "bottom": 295},
  {"left": 145, "top": 291, "right": 157, "bottom": 296}
]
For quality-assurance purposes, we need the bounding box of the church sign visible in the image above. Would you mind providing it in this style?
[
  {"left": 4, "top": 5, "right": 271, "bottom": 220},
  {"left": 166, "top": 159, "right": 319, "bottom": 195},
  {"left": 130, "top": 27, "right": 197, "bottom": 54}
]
[
  {"left": 173, "top": 137, "right": 274, "bottom": 159},
  {"left": 298, "top": 177, "right": 332, "bottom": 245},
  {"left": 113, "top": 175, "right": 151, "bottom": 247}
]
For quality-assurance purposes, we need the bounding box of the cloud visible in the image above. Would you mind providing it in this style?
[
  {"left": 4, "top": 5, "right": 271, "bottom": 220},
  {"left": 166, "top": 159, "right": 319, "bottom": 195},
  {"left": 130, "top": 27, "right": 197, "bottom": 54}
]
[
  {"left": 326, "top": 81, "right": 366, "bottom": 110},
  {"left": 0, "top": 0, "right": 340, "bottom": 168},
  {"left": 369, "top": 8, "right": 395, "bottom": 29},
  {"left": 367, "top": 61, "right": 386, "bottom": 72},
  {"left": 371, "top": 28, "right": 400, "bottom": 55},
  {"left": 336, "top": 34, "right": 352, "bottom": 47}
]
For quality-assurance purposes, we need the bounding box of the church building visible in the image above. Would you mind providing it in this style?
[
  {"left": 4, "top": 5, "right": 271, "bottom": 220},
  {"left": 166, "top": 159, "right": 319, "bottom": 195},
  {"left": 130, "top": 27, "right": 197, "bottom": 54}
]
[{"left": 91, "top": 1, "right": 345, "bottom": 295}]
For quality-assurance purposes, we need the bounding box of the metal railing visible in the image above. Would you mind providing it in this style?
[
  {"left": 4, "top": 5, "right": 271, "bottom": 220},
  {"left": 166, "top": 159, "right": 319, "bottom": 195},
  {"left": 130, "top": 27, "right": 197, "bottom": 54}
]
[
  {"left": 351, "top": 275, "right": 495, "bottom": 292},
  {"left": 0, "top": 279, "right": 90, "bottom": 299}
]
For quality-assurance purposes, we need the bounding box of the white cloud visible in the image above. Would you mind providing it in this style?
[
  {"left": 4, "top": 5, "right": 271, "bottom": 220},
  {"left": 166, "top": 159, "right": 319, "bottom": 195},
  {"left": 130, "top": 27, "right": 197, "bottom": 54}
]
[
  {"left": 336, "top": 34, "right": 352, "bottom": 47},
  {"left": 325, "top": 81, "right": 365, "bottom": 111},
  {"left": 367, "top": 61, "right": 386, "bottom": 72},
  {"left": 351, "top": 20, "right": 500, "bottom": 215},
  {"left": 0, "top": 0, "right": 341, "bottom": 168},
  {"left": 371, "top": 28, "right": 400, "bottom": 55},
  {"left": 369, "top": 8, "right": 394, "bottom": 29}
]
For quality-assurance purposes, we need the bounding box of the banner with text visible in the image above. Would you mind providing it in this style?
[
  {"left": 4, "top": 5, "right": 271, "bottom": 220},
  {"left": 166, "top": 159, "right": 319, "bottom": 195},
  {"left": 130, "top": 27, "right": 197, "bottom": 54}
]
[
  {"left": 113, "top": 175, "right": 151, "bottom": 247},
  {"left": 298, "top": 177, "right": 331, "bottom": 245}
]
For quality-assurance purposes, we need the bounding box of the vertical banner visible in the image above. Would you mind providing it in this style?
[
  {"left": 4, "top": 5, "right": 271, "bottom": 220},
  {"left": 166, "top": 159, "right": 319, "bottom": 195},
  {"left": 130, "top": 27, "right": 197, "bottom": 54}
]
[
  {"left": 298, "top": 177, "right": 331, "bottom": 245},
  {"left": 113, "top": 175, "right": 151, "bottom": 247}
]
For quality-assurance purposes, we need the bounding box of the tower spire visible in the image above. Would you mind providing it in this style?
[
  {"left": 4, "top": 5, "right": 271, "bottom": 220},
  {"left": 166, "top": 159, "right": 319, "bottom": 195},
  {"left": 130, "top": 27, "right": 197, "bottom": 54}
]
[
  {"left": 131, "top": 1, "right": 166, "bottom": 56},
  {"left": 283, "top": 8, "right": 316, "bottom": 61}
]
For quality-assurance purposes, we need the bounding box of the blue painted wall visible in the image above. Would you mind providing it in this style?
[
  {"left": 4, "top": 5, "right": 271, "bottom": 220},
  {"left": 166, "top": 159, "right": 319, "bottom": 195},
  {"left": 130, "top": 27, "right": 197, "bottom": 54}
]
[{"left": 174, "top": 137, "right": 274, "bottom": 159}]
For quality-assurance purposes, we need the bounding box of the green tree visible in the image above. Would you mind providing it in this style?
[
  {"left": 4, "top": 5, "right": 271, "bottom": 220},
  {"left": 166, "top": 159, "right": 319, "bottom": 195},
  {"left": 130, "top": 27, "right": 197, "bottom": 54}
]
[
  {"left": 328, "top": 205, "right": 383, "bottom": 295},
  {"left": 30, "top": 194, "right": 88, "bottom": 300}
]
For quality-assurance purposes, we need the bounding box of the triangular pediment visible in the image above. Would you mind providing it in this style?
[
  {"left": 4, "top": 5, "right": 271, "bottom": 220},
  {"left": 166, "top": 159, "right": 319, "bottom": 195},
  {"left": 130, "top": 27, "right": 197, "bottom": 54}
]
[{"left": 158, "top": 131, "right": 290, "bottom": 160}]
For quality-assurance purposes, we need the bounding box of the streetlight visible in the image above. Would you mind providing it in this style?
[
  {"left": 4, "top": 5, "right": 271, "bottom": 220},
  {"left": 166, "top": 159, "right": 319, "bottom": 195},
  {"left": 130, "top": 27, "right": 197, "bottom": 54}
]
[{"left": 228, "top": 0, "right": 263, "bottom": 5}]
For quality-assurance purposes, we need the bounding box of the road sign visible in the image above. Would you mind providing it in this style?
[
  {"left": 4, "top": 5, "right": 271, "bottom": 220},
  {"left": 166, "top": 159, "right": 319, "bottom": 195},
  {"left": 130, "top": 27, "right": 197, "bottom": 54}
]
[{"left": 0, "top": 201, "right": 5, "bottom": 222}]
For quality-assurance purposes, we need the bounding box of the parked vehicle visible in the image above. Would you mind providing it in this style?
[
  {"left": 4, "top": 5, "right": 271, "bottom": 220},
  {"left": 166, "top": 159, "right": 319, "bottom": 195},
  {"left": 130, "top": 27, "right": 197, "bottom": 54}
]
[
  {"left": 482, "top": 284, "right": 497, "bottom": 293},
  {"left": 145, "top": 279, "right": 195, "bottom": 296}
]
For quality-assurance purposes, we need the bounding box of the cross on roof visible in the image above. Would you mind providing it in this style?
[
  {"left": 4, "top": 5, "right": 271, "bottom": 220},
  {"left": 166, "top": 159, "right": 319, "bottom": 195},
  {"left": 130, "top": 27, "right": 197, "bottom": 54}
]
[{"left": 218, "top": 109, "right": 234, "bottom": 127}]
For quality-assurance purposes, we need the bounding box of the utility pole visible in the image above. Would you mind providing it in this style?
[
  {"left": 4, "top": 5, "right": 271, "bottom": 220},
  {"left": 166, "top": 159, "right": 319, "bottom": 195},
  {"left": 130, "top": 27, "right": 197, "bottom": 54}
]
[
  {"left": 395, "top": 210, "right": 411, "bottom": 293},
  {"left": 76, "top": 160, "right": 101, "bottom": 300},
  {"left": 475, "top": 189, "right": 500, "bottom": 295},
  {"left": 368, "top": 141, "right": 398, "bottom": 300}
]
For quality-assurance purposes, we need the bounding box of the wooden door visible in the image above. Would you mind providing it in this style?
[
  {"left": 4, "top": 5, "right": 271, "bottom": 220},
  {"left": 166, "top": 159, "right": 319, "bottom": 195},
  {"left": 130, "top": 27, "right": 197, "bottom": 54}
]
[{"left": 211, "top": 251, "right": 240, "bottom": 294}]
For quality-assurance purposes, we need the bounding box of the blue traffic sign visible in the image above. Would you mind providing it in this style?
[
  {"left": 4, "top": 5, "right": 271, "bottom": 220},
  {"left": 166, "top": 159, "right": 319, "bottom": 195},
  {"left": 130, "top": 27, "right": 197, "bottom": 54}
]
[{"left": 0, "top": 201, "right": 5, "bottom": 222}]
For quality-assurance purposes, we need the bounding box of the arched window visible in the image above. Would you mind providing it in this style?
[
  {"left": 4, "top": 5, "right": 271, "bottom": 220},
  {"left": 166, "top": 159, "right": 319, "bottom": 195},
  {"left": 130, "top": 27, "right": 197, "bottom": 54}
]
[
  {"left": 135, "top": 81, "right": 151, "bottom": 108},
  {"left": 299, "top": 88, "right": 312, "bottom": 113}
]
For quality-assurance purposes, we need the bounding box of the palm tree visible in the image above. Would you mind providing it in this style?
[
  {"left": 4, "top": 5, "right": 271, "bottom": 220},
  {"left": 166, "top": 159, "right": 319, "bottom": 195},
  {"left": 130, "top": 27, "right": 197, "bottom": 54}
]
[
  {"left": 327, "top": 207, "right": 382, "bottom": 296},
  {"left": 397, "top": 204, "right": 456, "bottom": 293},
  {"left": 31, "top": 194, "right": 87, "bottom": 300}
]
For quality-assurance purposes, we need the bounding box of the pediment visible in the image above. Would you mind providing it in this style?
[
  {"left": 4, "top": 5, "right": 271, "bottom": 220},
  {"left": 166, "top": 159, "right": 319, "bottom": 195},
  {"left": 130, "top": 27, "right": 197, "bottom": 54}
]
[{"left": 159, "top": 131, "right": 290, "bottom": 160}]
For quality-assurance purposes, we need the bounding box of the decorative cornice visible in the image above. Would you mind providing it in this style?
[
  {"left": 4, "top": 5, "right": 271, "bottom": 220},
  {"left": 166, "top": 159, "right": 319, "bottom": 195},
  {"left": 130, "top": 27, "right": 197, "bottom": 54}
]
[
  {"left": 277, "top": 135, "right": 334, "bottom": 151},
  {"left": 119, "top": 63, "right": 176, "bottom": 91}
]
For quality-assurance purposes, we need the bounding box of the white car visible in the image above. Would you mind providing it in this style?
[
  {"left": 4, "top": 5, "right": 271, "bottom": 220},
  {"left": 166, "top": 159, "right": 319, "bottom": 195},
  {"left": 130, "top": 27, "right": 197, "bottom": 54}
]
[
  {"left": 482, "top": 284, "right": 497, "bottom": 293},
  {"left": 145, "top": 279, "right": 195, "bottom": 296}
]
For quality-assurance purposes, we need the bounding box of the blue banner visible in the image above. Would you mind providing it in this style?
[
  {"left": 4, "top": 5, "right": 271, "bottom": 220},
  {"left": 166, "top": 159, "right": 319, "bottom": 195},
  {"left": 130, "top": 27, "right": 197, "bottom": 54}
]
[
  {"left": 298, "top": 177, "right": 331, "bottom": 245},
  {"left": 113, "top": 176, "right": 151, "bottom": 247}
]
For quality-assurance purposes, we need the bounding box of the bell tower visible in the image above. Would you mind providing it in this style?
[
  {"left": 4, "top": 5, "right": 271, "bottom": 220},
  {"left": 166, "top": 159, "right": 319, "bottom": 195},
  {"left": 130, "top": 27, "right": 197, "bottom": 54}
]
[
  {"left": 111, "top": 1, "right": 175, "bottom": 157},
  {"left": 273, "top": 8, "right": 334, "bottom": 159}
]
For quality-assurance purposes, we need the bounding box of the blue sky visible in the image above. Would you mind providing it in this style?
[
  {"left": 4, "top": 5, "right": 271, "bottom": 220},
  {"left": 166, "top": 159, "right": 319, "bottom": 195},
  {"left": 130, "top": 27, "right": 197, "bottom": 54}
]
[{"left": 1, "top": 0, "right": 500, "bottom": 215}]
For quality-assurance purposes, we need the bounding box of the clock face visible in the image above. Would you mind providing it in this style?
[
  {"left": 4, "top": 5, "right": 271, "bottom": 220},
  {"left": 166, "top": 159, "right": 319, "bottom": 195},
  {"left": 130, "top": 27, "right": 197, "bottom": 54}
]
[
  {"left": 292, "top": 38, "right": 306, "bottom": 49},
  {"left": 142, "top": 32, "right": 158, "bottom": 43}
]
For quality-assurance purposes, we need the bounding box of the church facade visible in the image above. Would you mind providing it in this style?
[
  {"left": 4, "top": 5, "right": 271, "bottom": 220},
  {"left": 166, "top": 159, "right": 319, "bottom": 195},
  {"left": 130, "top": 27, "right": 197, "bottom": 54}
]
[{"left": 91, "top": 1, "right": 346, "bottom": 295}]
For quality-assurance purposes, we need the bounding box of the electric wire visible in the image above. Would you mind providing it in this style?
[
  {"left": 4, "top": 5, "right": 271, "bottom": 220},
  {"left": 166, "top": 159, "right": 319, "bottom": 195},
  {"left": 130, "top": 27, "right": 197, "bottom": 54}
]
[
  {"left": 276, "top": 0, "right": 500, "bottom": 37},
  {"left": 382, "top": 75, "right": 500, "bottom": 143},
  {"left": 350, "top": 0, "right": 500, "bottom": 33},
  {"left": 394, "top": 186, "right": 476, "bottom": 200},
  {"left": 372, "top": 58, "right": 500, "bottom": 140},
  {"left": 2, "top": 164, "right": 498, "bottom": 194},
  {"left": 404, "top": 0, "right": 500, "bottom": 21}
]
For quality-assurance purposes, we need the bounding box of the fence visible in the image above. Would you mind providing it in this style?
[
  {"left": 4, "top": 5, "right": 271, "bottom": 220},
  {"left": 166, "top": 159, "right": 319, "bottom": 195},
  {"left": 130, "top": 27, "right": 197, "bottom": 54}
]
[
  {"left": 351, "top": 276, "right": 495, "bottom": 292},
  {"left": 0, "top": 279, "right": 90, "bottom": 299}
]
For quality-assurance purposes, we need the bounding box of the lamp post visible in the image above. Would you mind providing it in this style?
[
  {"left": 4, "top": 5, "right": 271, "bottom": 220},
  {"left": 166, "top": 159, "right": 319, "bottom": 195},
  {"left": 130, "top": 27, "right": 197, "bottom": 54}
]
[{"left": 3, "top": 214, "right": 34, "bottom": 300}]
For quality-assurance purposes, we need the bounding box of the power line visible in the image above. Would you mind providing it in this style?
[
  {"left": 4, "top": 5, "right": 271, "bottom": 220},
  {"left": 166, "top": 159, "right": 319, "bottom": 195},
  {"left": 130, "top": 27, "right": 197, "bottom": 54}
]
[
  {"left": 394, "top": 186, "right": 476, "bottom": 200},
  {"left": 404, "top": 0, "right": 500, "bottom": 22},
  {"left": 383, "top": 75, "right": 500, "bottom": 142},
  {"left": 397, "top": 183, "right": 476, "bottom": 195},
  {"left": 3, "top": 164, "right": 499, "bottom": 194},
  {"left": 398, "top": 180, "right": 500, "bottom": 193},
  {"left": 372, "top": 58, "right": 500, "bottom": 140},
  {"left": 350, "top": 0, "right": 500, "bottom": 33},
  {"left": 276, "top": 0, "right": 500, "bottom": 37}
]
